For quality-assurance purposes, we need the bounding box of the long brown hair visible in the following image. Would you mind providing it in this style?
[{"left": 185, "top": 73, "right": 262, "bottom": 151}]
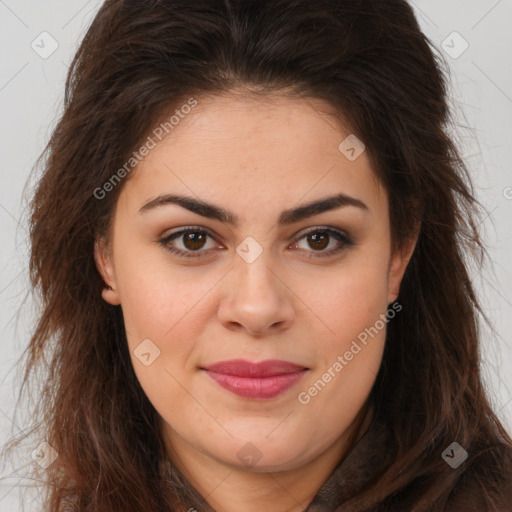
[{"left": 4, "top": 0, "right": 511, "bottom": 510}]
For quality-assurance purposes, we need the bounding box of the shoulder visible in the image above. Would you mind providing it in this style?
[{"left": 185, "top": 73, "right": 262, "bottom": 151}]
[{"left": 444, "top": 441, "right": 512, "bottom": 512}]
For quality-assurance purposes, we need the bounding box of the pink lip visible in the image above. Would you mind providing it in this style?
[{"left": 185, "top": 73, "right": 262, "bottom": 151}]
[{"left": 201, "top": 359, "right": 308, "bottom": 399}]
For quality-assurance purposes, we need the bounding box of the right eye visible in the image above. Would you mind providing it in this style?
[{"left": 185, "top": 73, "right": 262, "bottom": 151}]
[{"left": 158, "top": 227, "right": 222, "bottom": 258}]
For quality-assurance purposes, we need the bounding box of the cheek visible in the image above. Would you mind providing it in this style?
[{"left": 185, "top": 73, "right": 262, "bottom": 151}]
[
  {"left": 293, "top": 257, "right": 389, "bottom": 428},
  {"left": 303, "top": 255, "right": 390, "bottom": 349},
  {"left": 114, "top": 241, "right": 217, "bottom": 342},
  {"left": 112, "top": 248, "right": 221, "bottom": 404},
  {"left": 117, "top": 265, "right": 211, "bottom": 417}
]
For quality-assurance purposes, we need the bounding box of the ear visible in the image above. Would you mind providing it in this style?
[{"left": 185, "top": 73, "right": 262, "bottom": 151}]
[
  {"left": 387, "top": 227, "right": 419, "bottom": 304},
  {"left": 94, "top": 237, "right": 121, "bottom": 305}
]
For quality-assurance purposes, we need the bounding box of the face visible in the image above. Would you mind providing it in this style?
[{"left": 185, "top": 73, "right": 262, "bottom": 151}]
[{"left": 95, "top": 92, "right": 415, "bottom": 474}]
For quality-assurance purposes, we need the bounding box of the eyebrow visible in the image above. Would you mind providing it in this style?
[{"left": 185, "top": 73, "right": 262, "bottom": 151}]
[{"left": 138, "top": 192, "right": 369, "bottom": 226}]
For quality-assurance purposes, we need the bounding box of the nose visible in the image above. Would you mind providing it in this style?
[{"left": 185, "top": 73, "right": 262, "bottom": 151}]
[{"left": 217, "top": 252, "right": 295, "bottom": 337}]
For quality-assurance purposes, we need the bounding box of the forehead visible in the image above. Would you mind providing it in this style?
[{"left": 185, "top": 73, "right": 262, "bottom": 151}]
[{"left": 117, "top": 92, "right": 386, "bottom": 218}]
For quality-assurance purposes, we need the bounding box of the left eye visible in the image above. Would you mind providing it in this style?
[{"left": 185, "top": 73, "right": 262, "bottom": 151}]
[
  {"left": 291, "top": 228, "right": 352, "bottom": 257},
  {"left": 159, "top": 227, "right": 352, "bottom": 259}
]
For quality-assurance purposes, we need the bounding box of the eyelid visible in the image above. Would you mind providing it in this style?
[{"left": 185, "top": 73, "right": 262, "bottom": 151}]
[{"left": 161, "top": 224, "right": 218, "bottom": 240}]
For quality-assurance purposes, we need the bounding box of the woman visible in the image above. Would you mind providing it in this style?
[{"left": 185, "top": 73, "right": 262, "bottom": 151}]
[{"left": 5, "top": 0, "right": 512, "bottom": 510}]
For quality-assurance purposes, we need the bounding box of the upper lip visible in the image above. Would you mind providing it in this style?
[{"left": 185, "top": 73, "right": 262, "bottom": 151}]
[{"left": 202, "top": 359, "right": 308, "bottom": 378}]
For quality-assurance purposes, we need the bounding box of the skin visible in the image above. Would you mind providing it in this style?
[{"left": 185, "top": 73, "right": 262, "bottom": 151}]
[{"left": 95, "top": 91, "right": 417, "bottom": 512}]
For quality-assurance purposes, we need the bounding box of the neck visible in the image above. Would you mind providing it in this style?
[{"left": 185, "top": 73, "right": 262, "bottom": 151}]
[{"left": 160, "top": 404, "right": 374, "bottom": 512}]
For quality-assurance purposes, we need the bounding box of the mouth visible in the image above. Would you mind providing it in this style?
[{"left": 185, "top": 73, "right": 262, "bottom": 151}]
[{"left": 200, "top": 359, "right": 309, "bottom": 400}]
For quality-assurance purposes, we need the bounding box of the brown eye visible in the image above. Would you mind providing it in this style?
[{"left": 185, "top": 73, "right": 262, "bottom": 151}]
[
  {"left": 159, "top": 226, "right": 353, "bottom": 260},
  {"left": 306, "top": 232, "right": 330, "bottom": 251},
  {"left": 159, "top": 228, "right": 219, "bottom": 259},
  {"left": 292, "top": 228, "right": 353, "bottom": 258},
  {"left": 182, "top": 231, "right": 208, "bottom": 251}
]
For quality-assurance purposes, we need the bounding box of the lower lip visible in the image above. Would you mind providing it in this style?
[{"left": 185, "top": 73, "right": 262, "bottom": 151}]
[{"left": 203, "top": 370, "right": 307, "bottom": 399}]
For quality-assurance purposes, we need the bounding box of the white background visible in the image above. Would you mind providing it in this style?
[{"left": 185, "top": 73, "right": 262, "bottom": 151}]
[{"left": 1, "top": 1, "right": 511, "bottom": 509}]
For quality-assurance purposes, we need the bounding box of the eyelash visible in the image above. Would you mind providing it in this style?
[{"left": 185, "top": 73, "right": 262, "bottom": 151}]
[{"left": 158, "top": 226, "right": 354, "bottom": 260}]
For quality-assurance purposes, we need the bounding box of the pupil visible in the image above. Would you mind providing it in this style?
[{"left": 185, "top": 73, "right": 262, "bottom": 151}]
[
  {"left": 184, "top": 232, "right": 206, "bottom": 250},
  {"left": 310, "top": 233, "right": 328, "bottom": 250}
]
